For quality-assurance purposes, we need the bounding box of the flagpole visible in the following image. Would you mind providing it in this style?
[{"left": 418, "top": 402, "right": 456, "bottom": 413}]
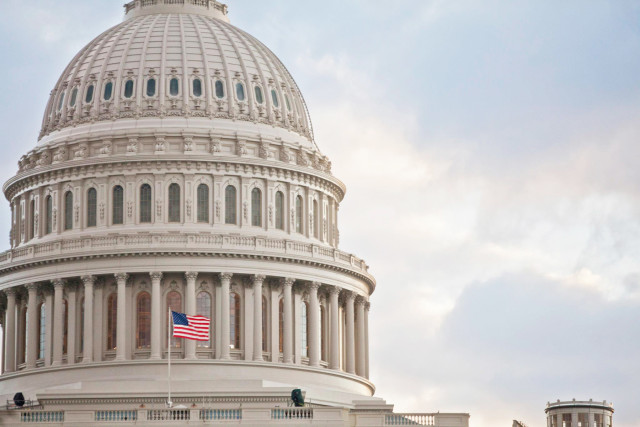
[{"left": 168, "top": 307, "right": 172, "bottom": 408}]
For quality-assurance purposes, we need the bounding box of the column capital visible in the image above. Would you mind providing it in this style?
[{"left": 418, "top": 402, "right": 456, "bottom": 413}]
[
  {"left": 308, "top": 281, "right": 321, "bottom": 292},
  {"left": 342, "top": 289, "right": 356, "bottom": 302},
  {"left": 219, "top": 272, "right": 233, "bottom": 282},
  {"left": 252, "top": 274, "right": 266, "bottom": 285},
  {"left": 365, "top": 301, "right": 371, "bottom": 311},
  {"left": 355, "top": 296, "right": 366, "bottom": 307},
  {"left": 25, "top": 283, "right": 39, "bottom": 292},
  {"left": 149, "top": 271, "right": 163, "bottom": 281},
  {"left": 66, "top": 281, "right": 79, "bottom": 292},
  {"left": 2, "top": 287, "right": 17, "bottom": 297},
  {"left": 185, "top": 271, "right": 199, "bottom": 281},
  {"left": 51, "top": 279, "right": 65, "bottom": 290},
  {"left": 328, "top": 285, "right": 341, "bottom": 296},
  {"left": 281, "top": 277, "right": 295, "bottom": 288},
  {"left": 114, "top": 273, "right": 129, "bottom": 283},
  {"left": 81, "top": 275, "right": 96, "bottom": 286}
]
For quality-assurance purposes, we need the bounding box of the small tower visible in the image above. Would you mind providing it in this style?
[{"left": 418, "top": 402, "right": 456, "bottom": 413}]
[{"left": 545, "top": 399, "right": 614, "bottom": 427}]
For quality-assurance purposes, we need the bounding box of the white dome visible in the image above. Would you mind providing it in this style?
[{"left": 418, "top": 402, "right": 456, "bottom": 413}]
[{"left": 40, "top": 0, "right": 314, "bottom": 147}]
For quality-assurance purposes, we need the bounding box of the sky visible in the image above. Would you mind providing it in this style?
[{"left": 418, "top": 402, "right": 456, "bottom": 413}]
[{"left": 1, "top": 0, "right": 640, "bottom": 425}]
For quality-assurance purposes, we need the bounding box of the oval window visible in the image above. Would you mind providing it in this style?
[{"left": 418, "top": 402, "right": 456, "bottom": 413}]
[
  {"left": 57, "top": 92, "right": 65, "bottom": 111},
  {"left": 271, "top": 89, "right": 279, "bottom": 108},
  {"left": 215, "top": 80, "right": 224, "bottom": 99},
  {"left": 146, "top": 78, "right": 156, "bottom": 97},
  {"left": 236, "top": 83, "right": 245, "bottom": 101},
  {"left": 285, "top": 94, "right": 291, "bottom": 112},
  {"left": 170, "top": 78, "right": 179, "bottom": 96},
  {"left": 104, "top": 82, "right": 113, "bottom": 101},
  {"left": 193, "top": 79, "right": 202, "bottom": 97},
  {"left": 124, "top": 80, "right": 134, "bottom": 98},
  {"left": 255, "top": 86, "right": 264, "bottom": 104},
  {"left": 70, "top": 88, "right": 78, "bottom": 107},
  {"left": 85, "top": 85, "right": 95, "bottom": 103}
]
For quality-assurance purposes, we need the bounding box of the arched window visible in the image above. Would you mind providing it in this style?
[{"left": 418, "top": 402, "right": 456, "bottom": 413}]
[
  {"left": 196, "top": 292, "right": 211, "bottom": 348},
  {"left": 140, "top": 184, "right": 152, "bottom": 223},
  {"left": 30, "top": 199, "right": 35, "bottom": 239},
  {"left": 301, "top": 302, "right": 309, "bottom": 357},
  {"left": 167, "top": 291, "right": 182, "bottom": 348},
  {"left": 168, "top": 183, "right": 181, "bottom": 223},
  {"left": 295, "top": 195, "right": 303, "bottom": 234},
  {"left": 38, "top": 303, "right": 46, "bottom": 359},
  {"left": 85, "top": 85, "right": 95, "bottom": 104},
  {"left": 79, "top": 298, "right": 84, "bottom": 354},
  {"left": 136, "top": 292, "right": 151, "bottom": 349},
  {"left": 225, "top": 185, "right": 237, "bottom": 224},
  {"left": 313, "top": 200, "right": 319, "bottom": 238},
  {"left": 64, "top": 191, "right": 73, "bottom": 230},
  {"left": 251, "top": 188, "right": 262, "bottom": 227},
  {"left": 104, "top": 82, "right": 113, "bottom": 101},
  {"left": 193, "top": 78, "right": 203, "bottom": 97},
  {"left": 146, "top": 78, "right": 156, "bottom": 97},
  {"left": 278, "top": 299, "right": 284, "bottom": 353},
  {"left": 87, "top": 188, "right": 97, "bottom": 227},
  {"left": 169, "top": 78, "right": 179, "bottom": 96},
  {"left": 275, "top": 191, "right": 284, "bottom": 230},
  {"left": 271, "top": 89, "right": 279, "bottom": 108},
  {"left": 254, "top": 86, "right": 264, "bottom": 104},
  {"left": 236, "top": 83, "right": 245, "bottom": 101},
  {"left": 70, "top": 88, "right": 78, "bottom": 107},
  {"left": 262, "top": 296, "right": 268, "bottom": 352},
  {"left": 215, "top": 80, "right": 224, "bottom": 99},
  {"left": 112, "top": 185, "right": 124, "bottom": 225},
  {"left": 124, "top": 80, "right": 134, "bottom": 98},
  {"left": 285, "top": 94, "right": 291, "bottom": 112},
  {"left": 45, "top": 195, "right": 53, "bottom": 234},
  {"left": 106, "top": 293, "right": 117, "bottom": 350},
  {"left": 197, "top": 184, "right": 209, "bottom": 223},
  {"left": 57, "top": 91, "right": 65, "bottom": 111},
  {"left": 63, "top": 299, "right": 68, "bottom": 355},
  {"left": 230, "top": 292, "right": 241, "bottom": 349}
]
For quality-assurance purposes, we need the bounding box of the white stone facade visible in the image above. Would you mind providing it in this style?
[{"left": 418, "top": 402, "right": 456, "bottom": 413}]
[{"left": 0, "top": 1, "right": 470, "bottom": 426}]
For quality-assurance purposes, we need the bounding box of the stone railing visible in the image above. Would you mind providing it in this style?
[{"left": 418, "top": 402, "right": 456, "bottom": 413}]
[
  {"left": 96, "top": 410, "right": 137, "bottom": 422},
  {"left": 271, "top": 408, "right": 313, "bottom": 420},
  {"left": 124, "top": 0, "right": 228, "bottom": 14},
  {"left": 20, "top": 411, "right": 64, "bottom": 423},
  {"left": 200, "top": 409, "right": 242, "bottom": 421},
  {"left": 0, "top": 232, "right": 372, "bottom": 280},
  {"left": 385, "top": 413, "right": 435, "bottom": 425}
]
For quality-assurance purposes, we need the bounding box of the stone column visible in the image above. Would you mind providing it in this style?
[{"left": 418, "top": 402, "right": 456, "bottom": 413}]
[
  {"left": 51, "top": 280, "right": 65, "bottom": 367},
  {"left": 572, "top": 412, "right": 578, "bottom": 427},
  {"left": 329, "top": 286, "right": 340, "bottom": 370},
  {"left": 355, "top": 297, "right": 366, "bottom": 377},
  {"left": 26, "top": 284, "right": 39, "bottom": 369},
  {"left": 81, "top": 276, "right": 95, "bottom": 363},
  {"left": 67, "top": 283, "right": 77, "bottom": 365},
  {"left": 92, "top": 281, "right": 103, "bottom": 362},
  {"left": 4, "top": 289, "right": 16, "bottom": 373},
  {"left": 185, "top": 272, "right": 198, "bottom": 360},
  {"left": 308, "top": 282, "right": 321, "bottom": 367},
  {"left": 115, "top": 273, "right": 129, "bottom": 361},
  {"left": 44, "top": 289, "right": 53, "bottom": 366},
  {"left": 588, "top": 413, "right": 595, "bottom": 427},
  {"left": 219, "top": 273, "right": 232, "bottom": 360},
  {"left": 253, "top": 275, "right": 265, "bottom": 361},
  {"left": 243, "top": 279, "right": 254, "bottom": 361},
  {"left": 282, "top": 278, "right": 294, "bottom": 364},
  {"left": 344, "top": 291, "right": 356, "bottom": 374},
  {"left": 365, "top": 302, "right": 370, "bottom": 379},
  {"left": 150, "top": 272, "right": 163, "bottom": 360}
]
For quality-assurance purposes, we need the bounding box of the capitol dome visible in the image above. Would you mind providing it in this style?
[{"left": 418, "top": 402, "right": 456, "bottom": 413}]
[
  {"left": 0, "top": 2, "right": 468, "bottom": 426},
  {"left": 40, "top": 0, "right": 315, "bottom": 149}
]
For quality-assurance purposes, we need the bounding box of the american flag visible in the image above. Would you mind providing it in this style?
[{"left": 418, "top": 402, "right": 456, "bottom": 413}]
[{"left": 171, "top": 311, "right": 210, "bottom": 341}]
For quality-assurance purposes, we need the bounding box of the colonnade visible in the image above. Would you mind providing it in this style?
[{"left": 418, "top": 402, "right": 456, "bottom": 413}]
[{"left": 0, "top": 272, "right": 370, "bottom": 380}]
